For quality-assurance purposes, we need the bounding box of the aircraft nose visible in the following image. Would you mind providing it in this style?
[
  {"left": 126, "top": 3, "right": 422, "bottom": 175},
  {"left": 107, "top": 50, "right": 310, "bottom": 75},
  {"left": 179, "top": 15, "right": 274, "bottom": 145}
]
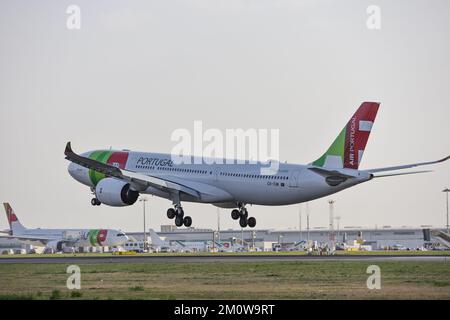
[
  {"left": 68, "top": 162, "right": 77, "bottom": 178},
  {"left": 67, "top": 162, "right": 92, "bottom": 186}
]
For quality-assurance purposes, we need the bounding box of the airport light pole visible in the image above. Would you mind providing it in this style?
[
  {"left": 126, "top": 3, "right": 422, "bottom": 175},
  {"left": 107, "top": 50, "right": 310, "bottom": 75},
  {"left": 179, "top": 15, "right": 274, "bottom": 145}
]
[
  {"left": 335, "top": 216, "right": 341, "bottom": 239},
  {"left": 213, "top": 231, "right": 218, "bottom": 252},
  {"left": 306, "top": 202, "right": 310, "bottom": 242},
  {"left": 328, "top": 200, "right": 336, "bottom": 252},
  {"left": 298, "top": 204, "right": 302, "bottom": 242},
  {"left": 217, "top": 207, "right": 221, "bottom": 245},
  {"left": 443, "top": 188, "right": 450, "bottom": 234},
  {"left": 139, "top": 197, "right": 148, "bottom": 252}
]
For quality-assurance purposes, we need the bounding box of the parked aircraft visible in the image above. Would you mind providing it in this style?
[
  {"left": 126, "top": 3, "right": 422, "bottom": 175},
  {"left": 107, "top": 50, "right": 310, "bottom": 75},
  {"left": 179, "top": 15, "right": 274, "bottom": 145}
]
[
  {"left": 149, "top": 229, "right": 207, "bottom": 252},
  {"left": 1, "top": 203, "right": 129, "bottom": 251}
]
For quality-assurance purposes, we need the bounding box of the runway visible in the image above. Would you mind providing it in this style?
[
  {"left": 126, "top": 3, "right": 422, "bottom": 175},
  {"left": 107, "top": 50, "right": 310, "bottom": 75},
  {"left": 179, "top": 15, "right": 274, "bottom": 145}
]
[{"left": 0, "top": 254, "right": 448, "bottom": 264}]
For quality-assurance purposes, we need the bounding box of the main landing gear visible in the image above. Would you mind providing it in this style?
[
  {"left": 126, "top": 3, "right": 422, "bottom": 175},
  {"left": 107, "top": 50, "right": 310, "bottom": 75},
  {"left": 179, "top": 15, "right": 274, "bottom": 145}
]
[
  {"left": 231, "top": 205, "right": 256, "bottom": 228},
  {"left": 167, "top": 206, "right": 192, "bottom": 227}
]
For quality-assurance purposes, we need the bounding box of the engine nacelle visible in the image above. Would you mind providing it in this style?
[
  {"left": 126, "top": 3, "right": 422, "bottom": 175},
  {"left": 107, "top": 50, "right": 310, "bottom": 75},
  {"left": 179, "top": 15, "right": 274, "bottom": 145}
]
[
  {"left": 96, "top": 178, "right": 139, "bottom": 207},
  {"left": 46, "top": 240, "right": 64, "bottom": 252}
]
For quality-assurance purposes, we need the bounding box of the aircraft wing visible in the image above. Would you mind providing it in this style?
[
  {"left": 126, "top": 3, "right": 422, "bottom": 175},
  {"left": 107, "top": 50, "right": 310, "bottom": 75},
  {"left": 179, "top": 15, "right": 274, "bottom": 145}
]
[
  {"left": 65, "top": 142, "right": 200, "bottom": 199},
  {"left": 0, "top": 235, "right": 53, "bottom": 243},
  {"left": 0, "top": 235, "right": 80, "bottom": 247},
  {"left": 367, "top": 155, "right": 450, "bottom": 173}
]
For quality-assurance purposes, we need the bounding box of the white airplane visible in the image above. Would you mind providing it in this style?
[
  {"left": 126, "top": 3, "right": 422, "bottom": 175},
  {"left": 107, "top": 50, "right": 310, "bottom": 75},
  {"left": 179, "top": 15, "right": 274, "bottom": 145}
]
[
  {"left": 66, "top": 102, "right": 449, "bottom": 229},
  {"left": 1, "top": 203, "right": 129, "bottom": 251},
  {"left": 149, "top": 229, "right": 207, "bottom": 252}
]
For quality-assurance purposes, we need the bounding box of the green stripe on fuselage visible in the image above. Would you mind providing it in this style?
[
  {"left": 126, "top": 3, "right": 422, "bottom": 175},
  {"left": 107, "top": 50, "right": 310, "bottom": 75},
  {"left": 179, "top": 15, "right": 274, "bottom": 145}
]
[
  {"left": 88, "top": 229, "right": 100, "bottom": 246},
  {"left": 89, "top": 150, "right": 113, "bottom": 186}
]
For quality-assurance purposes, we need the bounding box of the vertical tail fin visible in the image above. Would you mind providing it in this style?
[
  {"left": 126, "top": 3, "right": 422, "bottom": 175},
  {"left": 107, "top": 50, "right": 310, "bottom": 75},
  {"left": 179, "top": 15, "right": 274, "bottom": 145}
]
[
  {"left": 148, "top": 229, "right": 166, "bottom": 247},
  {"left": 3, "top": 203, "right": 26, "bottom": 234},
  {"left": 312, "top": 102, "right": 380, "bottom": 169}
]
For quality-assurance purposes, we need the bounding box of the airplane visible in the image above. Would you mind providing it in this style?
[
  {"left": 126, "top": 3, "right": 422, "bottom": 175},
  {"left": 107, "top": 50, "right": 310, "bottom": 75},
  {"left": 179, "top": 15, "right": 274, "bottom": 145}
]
[
  {"left": 148, "top": 229, "right": 207, "bottom": 252},
  {"left": 1, "top": 203, "right": 129, "bottom": 251},
  {"left": 65, "top": 102, "right": 450, "bottom": 229}
]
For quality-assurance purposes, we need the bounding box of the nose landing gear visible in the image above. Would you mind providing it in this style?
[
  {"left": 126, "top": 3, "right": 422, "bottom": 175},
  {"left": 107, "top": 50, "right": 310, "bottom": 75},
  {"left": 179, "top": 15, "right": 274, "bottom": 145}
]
[
  {"left": 91, "top": 198, "right": 101, "bottom": 206},
  {"left": 90, "top": 189, "right": 101, "bottom": 206}
]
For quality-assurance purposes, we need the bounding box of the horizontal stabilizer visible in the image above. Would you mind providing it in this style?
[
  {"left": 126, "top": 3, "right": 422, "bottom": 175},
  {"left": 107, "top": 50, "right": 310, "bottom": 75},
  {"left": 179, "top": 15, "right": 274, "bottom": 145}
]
[
  {"left": 372, "top": 170, "right": 432, "bottom": 178},
  {"left": 368, "top": 155, "right": 450, "bottom": 173}
]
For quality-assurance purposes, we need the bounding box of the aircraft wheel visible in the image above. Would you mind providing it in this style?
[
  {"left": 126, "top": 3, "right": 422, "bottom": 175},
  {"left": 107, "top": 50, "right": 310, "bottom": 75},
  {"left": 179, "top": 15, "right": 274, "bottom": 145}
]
[
  {"left": 175, "top": 215, "right": 184, "bottom": 227},
  {"left": 231, "top": 209, "right": 240, "bottom": 220},
  {"left": 183, "top": 216, "right": 192, "bottom": 227},
  {"left": 247, "top": 217, "right": 256, "bottom": 228},
  {"left": 167, "top": 208, "right": 176, "bottom": 219},
  {"left": 176, "top": 207, "right": 184, "bottom": 219},
  {"left": 239, "top": 216, "right": 248, "bottom": 228},
  {"left": 91, "top": 198, "right": 100, "bottom": 206}
]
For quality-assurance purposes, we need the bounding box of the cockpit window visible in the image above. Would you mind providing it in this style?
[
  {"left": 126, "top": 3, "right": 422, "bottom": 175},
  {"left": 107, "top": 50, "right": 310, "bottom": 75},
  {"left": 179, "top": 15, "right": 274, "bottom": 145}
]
[{"left": 117, "top": 233, "right": 125, "bottom": 237}]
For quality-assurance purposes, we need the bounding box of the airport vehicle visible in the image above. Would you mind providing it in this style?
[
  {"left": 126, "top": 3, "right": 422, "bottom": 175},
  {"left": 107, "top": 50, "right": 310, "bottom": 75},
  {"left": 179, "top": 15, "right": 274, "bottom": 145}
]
[
  {"left": 149, "top": 229, "right": 207, "bottom": 252},
  {"left": 391, "top": 244, "right": 408, "bottom": 251},
  {"left": 65, "top": 102, "right": 450, "bottom": 228},
  {"left": 1, "top": 203, "right": 129, "bottom": 251},
  {"left": 123, "top": 241, "right": 147, "bottom": 253}
]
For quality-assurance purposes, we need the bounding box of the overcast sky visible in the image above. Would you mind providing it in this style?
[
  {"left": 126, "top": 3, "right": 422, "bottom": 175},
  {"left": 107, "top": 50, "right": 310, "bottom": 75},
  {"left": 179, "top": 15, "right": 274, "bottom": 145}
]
[{"left": 1, "top": 0, "right": 449, "bottom": 233}]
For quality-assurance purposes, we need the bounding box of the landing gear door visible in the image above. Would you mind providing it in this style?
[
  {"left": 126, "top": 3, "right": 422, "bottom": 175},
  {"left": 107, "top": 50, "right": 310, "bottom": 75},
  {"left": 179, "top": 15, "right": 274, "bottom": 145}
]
[{"left": 289, "top": 170, "right": 300, "bottom": 188}]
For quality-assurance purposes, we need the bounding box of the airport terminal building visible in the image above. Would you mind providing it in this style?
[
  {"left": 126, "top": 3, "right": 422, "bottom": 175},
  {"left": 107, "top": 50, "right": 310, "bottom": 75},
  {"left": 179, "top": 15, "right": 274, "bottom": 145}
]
[
  {"left": 129, "top": 225, "right": 439, "bottom": 251},
  {"left": 1, "top": 225, "right": 444, "bottom": 254}
]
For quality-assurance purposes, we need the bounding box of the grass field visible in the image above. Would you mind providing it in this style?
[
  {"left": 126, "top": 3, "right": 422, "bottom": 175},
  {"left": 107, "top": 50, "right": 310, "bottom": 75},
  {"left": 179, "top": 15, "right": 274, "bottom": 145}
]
[{"left": 0, "top": 260, "right": 449, "bottom": 300}]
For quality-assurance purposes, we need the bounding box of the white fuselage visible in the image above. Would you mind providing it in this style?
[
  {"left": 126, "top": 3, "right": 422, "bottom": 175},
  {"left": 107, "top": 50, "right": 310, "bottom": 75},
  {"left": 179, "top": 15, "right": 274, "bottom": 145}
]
[
  {"left": 12, "top": 228, "right": 128, "bottom": 247},
  {"left": 69, "top": 150, "right": 373, "bottom": 207}
]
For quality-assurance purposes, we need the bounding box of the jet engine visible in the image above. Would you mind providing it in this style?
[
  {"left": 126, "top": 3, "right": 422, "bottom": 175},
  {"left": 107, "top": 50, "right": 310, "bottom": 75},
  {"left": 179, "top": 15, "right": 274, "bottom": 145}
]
[
  {"left": 46, "top": 240, "right": 64, "bottom": 252},
  {"left": 95, "top": 178, "right": 139, "bottom": 207}
]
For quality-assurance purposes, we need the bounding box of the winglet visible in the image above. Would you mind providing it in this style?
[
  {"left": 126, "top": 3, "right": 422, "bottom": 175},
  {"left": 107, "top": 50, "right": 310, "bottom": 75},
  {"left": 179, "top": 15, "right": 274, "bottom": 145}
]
[{"left": 64, "top": 141, "right": 73, "bottom": 157}]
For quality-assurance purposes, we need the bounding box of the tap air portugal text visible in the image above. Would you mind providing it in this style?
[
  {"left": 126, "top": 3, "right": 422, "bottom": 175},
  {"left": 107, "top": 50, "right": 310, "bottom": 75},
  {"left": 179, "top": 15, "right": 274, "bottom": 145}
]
[{"left": 65, "top": 102, "right": 449, "bottom": 228}]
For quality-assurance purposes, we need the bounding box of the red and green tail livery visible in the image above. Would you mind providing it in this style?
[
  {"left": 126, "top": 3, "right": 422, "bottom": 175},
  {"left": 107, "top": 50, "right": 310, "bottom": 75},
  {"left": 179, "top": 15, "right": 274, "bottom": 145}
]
[
  {"left": 313, "top": 102, "right": 379, "bottom": 169},
  {"left": 3, "top": 202, "right": 26, "bottom": 233}
]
